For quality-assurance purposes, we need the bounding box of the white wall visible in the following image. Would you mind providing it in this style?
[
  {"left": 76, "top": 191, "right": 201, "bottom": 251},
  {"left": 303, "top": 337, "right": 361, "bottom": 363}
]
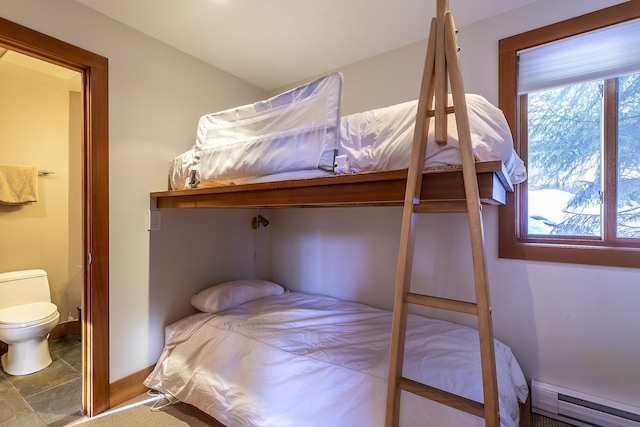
[
  {"left": 0, "top": 0, "right": 267, "bottom": 381},
  {"left": 271, "top": 0, "right": 640, "bottom": 411}
]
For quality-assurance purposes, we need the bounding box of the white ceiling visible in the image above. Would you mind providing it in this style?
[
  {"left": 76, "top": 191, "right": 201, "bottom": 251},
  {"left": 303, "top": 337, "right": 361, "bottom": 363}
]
[{"left": 74, "top": 0, "right": 540, "bottom": 91}]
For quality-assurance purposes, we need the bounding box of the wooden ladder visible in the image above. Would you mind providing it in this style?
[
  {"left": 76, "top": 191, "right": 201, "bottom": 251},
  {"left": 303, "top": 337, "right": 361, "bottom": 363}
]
[{"left": 385, "top": 1, "right": 500, "bottom": 426}]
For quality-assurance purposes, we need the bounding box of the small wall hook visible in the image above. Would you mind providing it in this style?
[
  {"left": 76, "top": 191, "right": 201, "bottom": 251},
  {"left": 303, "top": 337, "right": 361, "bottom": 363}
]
[{"left": 251, "top": 215, "right": 269, "bottom": 229}]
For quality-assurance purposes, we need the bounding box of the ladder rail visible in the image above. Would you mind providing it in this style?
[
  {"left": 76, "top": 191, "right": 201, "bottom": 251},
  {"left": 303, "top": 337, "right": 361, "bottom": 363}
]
[
  {"left": 434, "top": 0, "right": 449, "bottom": 145},
  {"left": 384, "top": 16, "right": 437, "bottom": 427},
  {"left": 444, "top": 11, "right": 499, "bottom": 425}
]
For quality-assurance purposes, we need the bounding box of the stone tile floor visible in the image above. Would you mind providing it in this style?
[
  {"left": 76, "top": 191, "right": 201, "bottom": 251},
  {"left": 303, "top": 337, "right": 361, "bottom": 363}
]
[{"left": 0, "top": 336, "right": 83, "bottom": 427}]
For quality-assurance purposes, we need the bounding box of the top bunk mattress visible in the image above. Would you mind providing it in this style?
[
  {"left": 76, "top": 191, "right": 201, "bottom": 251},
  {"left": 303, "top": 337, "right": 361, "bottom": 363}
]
[
  {"left": 168, "top": 73, "right": 526, "bottom": 190},
  {"left": 339, "top": 95, "right": 526, "bottom": 183}
]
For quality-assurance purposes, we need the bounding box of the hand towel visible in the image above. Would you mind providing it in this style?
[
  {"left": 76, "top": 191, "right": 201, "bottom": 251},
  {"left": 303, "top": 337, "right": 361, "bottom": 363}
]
[{"left": 0, "top": 164, "right": 38, "bottom": 205}]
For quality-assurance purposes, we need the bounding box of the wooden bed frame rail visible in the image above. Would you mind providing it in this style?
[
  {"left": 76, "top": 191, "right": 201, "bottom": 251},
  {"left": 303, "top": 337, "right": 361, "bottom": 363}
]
[{"left": 151, "top": 160, "right": 512, "bottom": 209}]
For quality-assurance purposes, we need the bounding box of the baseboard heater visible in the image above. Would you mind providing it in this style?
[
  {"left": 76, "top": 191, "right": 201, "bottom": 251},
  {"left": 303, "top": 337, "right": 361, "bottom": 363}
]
[{"left": 532, "top": 380, "right": 640, "bottom": 427}]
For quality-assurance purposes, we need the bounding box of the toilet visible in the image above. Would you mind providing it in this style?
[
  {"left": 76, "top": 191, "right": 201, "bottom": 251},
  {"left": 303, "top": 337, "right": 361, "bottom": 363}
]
[{"left": 0, "top": 269, "right": 60, "bottom": 376}]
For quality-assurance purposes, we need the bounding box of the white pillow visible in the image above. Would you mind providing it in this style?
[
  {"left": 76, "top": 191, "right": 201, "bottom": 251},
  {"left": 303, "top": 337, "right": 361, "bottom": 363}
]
[{"left": 191, "top": 279, "right": 285, "bottom": 313}]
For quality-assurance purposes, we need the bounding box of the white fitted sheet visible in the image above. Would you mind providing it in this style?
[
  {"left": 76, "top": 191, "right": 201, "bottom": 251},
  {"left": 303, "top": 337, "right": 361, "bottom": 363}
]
[{"left": 144, "top": 292, "right": 528, "bottom": 427}]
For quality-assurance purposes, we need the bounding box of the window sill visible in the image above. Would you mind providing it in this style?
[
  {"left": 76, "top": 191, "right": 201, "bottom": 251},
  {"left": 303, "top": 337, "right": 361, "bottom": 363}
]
[{"left": 498, "top": 239, "right": 640, "bottom": 269}]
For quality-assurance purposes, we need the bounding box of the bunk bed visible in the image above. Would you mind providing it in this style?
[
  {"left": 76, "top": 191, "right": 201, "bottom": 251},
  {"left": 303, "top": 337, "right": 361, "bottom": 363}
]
[
  {"left": 147, "top": 2, "right": 529, "bottom": 426},
  {"left": 147, "top": 101, "right": 530, "bottom": 425},
  {"left": 147, "top": 82, "right": 529, "bottom": 426}
]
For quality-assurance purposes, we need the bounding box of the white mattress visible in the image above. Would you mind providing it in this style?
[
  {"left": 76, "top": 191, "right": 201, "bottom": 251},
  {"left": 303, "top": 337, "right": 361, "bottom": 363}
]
[
  {"left": 339, "top": 95, "right": 527, "bottom": 184},
  {"left": 169, "top": 89, "right": 526, "bottom": 190},
  {"left": 144, "top": 292, "right": 528, "bottom": 427}
]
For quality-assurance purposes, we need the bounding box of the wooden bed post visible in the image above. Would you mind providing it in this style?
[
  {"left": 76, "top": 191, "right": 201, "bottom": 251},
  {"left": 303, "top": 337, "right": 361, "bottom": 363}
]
[{"left": 385, "top": 1, "right": 500, "bottom": 426}]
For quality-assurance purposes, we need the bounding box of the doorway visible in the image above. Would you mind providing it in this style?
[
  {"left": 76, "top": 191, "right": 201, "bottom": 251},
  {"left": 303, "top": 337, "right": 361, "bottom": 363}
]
[{"left": 0, "top": 17, "right": 110, "bottom": 416}]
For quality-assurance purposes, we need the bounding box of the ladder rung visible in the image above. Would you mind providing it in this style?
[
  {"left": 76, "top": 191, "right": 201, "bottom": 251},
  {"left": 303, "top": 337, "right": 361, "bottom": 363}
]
[
  {"left": 426, "top": 105, "right": 455, "bottom": 117},
  {"left": 413, "top": 200, "right": 468, "bottom": 213},
  {"left": 397, "top": 377, "right": 485, "bottom": 418},
  {"left": 405, "top": 292, "right": 478, "bottom": 315}
]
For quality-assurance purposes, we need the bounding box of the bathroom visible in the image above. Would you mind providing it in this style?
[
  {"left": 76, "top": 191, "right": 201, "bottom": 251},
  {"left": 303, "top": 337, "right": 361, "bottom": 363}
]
[
  {"left": 0, "top": 47, "right": 82, "bottom": 323},
  {"left": 0, "top": 47, "right": 83, "bottom": 421}
]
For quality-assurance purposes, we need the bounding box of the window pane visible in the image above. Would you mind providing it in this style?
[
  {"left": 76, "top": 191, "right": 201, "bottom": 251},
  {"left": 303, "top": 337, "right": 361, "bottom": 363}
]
[
  {"left": 617, "top": 72, "right": 640, "bottom": 238},
  {"left": 527, "top": 81, "right": 602, "bottom": 236}
]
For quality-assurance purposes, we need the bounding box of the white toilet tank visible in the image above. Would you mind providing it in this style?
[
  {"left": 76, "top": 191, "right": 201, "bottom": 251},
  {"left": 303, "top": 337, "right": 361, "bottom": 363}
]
[{"left": 0, "top": 269, "right": 52, "bottom": 310}]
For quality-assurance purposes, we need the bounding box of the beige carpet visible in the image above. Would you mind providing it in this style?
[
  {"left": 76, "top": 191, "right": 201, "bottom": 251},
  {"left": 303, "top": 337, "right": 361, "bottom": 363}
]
[{"left": 65, "top": 393, "right": 223, "bottom": 426}]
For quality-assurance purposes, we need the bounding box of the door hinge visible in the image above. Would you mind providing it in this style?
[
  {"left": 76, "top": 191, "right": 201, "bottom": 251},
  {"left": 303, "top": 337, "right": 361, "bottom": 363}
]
[{"left": 86, "top": 253, "right": 92, "bottom": 265}]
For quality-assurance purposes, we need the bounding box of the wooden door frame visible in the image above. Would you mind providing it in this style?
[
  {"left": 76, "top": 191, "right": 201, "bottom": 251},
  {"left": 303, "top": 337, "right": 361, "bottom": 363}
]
[{"left": 0, "top": 18, "right": 110, "bottom": 416}]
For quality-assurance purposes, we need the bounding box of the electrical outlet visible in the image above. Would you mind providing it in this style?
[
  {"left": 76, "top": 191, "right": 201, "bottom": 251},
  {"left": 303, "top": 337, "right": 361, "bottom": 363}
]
[{"left": 148, "top": 210, "right": 162, "bottom": 231}]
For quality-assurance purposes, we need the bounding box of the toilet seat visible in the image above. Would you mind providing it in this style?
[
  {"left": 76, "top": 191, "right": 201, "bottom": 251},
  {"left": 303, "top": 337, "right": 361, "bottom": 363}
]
[{"left": 0, "top": 302, "right": 58, "bottom": 328}]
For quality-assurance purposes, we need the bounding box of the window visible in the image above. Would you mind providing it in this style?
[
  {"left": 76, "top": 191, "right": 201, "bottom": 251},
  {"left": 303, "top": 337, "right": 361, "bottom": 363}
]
[{"left": 498, "top": 3, "right": 640, "bottom": 268}]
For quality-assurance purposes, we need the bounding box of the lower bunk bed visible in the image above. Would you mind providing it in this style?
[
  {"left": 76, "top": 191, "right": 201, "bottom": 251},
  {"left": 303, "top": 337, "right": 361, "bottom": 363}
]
[{"left": 144, "top": 280, "right": 529, "bottom": 427}]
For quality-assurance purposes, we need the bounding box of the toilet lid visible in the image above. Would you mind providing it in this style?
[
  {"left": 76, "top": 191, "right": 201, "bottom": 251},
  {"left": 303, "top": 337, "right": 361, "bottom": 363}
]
[{"left": 0, "top": 302, "right": 59, "bottom": 327}]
